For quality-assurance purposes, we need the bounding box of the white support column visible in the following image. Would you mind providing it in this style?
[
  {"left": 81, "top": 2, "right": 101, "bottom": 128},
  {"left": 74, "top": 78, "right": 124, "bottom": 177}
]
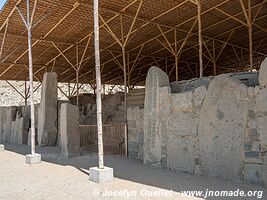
[
  {"left": 197, "top": 0, "right": 203, "bottom": 77},
  {"left": 16, "top": 0, "right": 41, "bottom": 164},
  {"left": 89, "top": 0, "right": 113, "bottom": 184}
]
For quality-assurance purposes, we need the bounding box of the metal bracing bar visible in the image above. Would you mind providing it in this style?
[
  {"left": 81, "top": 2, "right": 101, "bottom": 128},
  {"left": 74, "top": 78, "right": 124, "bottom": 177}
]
[
  {"left": 239, "top": 0, "right": 253, "bottom": 70},
  {"left": 215, "top": 8, "right": 247, "bottom": 26},
  {"left": 186, "top": 63, "right": 195, "bottom": 77},
  {"left": 51, "top": 0, "right": 266, "bottom": 83},
  {"left": 157, "top": 26, "right": 176, "bottom": 55},
  {"left": 33, "top": 83, "right": 42, "bottom": 93},
  {"left": 202, "top": 40, "right": 214, "bottom": 61},
  {"left": 6, "top": 80, "right": 26, "bottom": 99},
  {"left": 51, "top": 59, "right": 56, "bottom": 72},
  {"left": 15, "top": 0, "right": 38, "bottom": 156},
  {"left": 92, "top": 11, "right": 265, "bottom": 81},
  {"left": 116, "top": 6, "right": 267, "bottom": 60},
  {"left": 52, "top": 42, "right": 77, "bottom": 71},
  {"left": 24, "top": 81, "right": 27, "bottom": 105},
  {"left": 94, "top": 0, "right": 104, "bottom": 168},
  {"left": 1, "top": 2, "right": 80, "bottom": 78},
  {"left": 100, "top": 15, "right": 122, "bottom": 47},
  {"left": 72, "top": 83, "right": 84, "bottom": 96},
  {"left": 0, "top": 0, "right": 22, "bottom": 31},
  {"left": 129, "top": 44, "right": 144, "bottom": 74},
  {"left": 109, "top": 51, "right": 124, "bottom": 70},
  {"left": 152, "top": 57, "right": 160, "bottom": 68},
  {"left": 23, "top": 65, "right": 40, "bottom": 82},
  {"left": 168, "top": 18, "right": 197, "bottom": 77},
  {"left": 30, "top": 0, "right": 38, "bottom": 27},
  {"left": 197, "top": 0, "right": 203, "bottom": 77},
  {"left": 79, "top": 34, "right": 92, "bottom": 70},
  {"left": 177, "top": 18, "right": 197, "bottom": 56},
  {"left": 252, "top": 0, "right": 266, "bottom": 23},
  {"left": 33, "top": 8, "right": 121, "bottom": 77},
  {"left": 70, "top": 83, "right": 77, "bottom": 96},
  {"left": 25, "top": 83, "right": 42, "bottom": 100},
  {"left": 213, "top": 40, "right": 216, "bottom": 75},
  {"left": 124, "top": 0, "right": 143, "bottom": 46},
  {"left": 33, "top": 0, "right": 266, "bottom": 84},
  {"left": 248, "top": 0, "right": 253, "bottom": 70},
  {"left": 58, "top": 86, "right": 70, "bottom": 100},
  {"left": 76, "top": 45, "right": 79, "bottom": 106},
  {"left": 193, "top": 46, "right": 214, "bottom": 63},
  {"left": 0, "top": 19, "right": 9, "bottom": 60},
  {"left": 156, "top": 38, "right": 175, "bottom": 55},
  {"left": 215, "top": 30, "right": 235, "bottom": 62}
]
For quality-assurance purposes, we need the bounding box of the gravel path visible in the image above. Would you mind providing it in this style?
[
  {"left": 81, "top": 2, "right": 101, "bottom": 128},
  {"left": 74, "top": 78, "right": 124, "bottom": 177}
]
[{"left": 0, "top": 144, "right": 266, "bottom": 200}]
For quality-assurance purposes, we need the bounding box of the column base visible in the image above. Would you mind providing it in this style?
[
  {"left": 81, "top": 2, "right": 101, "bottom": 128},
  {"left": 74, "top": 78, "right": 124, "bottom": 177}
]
[
  {"left": 89, "top": 166, "right": 114, "bottom": 183},
  {"left": 0, "top": 144, "right": 4, "bottom": 151},
  {"left": 26, "top": 153, "right": 41, "bottom": 164}
]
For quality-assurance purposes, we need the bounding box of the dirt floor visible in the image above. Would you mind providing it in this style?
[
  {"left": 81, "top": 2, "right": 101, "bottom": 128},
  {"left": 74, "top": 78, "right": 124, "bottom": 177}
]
[{"left": 0, "top": 144, "right": 266, "bottom": 200}]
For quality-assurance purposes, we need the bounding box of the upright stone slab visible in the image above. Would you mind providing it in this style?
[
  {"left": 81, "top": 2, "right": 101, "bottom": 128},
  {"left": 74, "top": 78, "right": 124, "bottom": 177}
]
[
  {"left": 198, "top": 75, "right": 250, "bottom": 179},
  {"left": 5, "top": 106, "right": 16, "bottom": 143},
  {"left": 38, "top": 72, "right": 58, "bottom": 146},
  {"left": 0, "top": 144, "right": 4, "bottom": 151},
  {"left": 143, "top": 67, "right": 170, "bottom": 167},
  {"left": 259, "top": 58, "right": 267, "bottom": 86},
  {"left": 59, "top": 103, "right": 80, "bottom": 158}
]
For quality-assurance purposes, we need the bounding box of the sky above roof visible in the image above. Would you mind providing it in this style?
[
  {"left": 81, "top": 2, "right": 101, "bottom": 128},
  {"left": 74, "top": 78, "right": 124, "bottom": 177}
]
[{"left": 0, "top": 0, "right": 7, "bottom": 10}]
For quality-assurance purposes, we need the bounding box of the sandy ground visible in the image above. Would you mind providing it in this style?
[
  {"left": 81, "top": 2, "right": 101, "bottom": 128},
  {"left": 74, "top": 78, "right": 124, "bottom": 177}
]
[{"left": 0, "top": 144, "right": 266, "bottom": 200}]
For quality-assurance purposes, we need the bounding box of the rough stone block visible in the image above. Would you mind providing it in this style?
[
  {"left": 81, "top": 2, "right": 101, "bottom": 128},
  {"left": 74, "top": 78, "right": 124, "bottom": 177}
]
[
  {"left": 127, "top": 120, "right": 136, "bottom": 128},
  {"left": 60, "top": 103, "right": 80, "bottom": 158},
  {"left": 167, "top": 137, "right": 196, "bottom": 174},
  {"left": 144, "top": 67, "right": 170, "bottom": 166},
  {"left": 172, "top": 91, "right": 193, "bottom": 112},
  {"left": 244, "top": 151, "right": 260, "bottom": 158},
  {"left": 244, "top": 164, "right": 263, "bottom": 185},
  {"left": 167, "top": 112, "right": 197, "bottom": 137},
  {"left": 193, "top": 85, "right": 207, "bottom": 109},
  {"left": 26, "top": 153, "right": 41, "bottom": 164},
  {"left": 198, "top": 75, "right": 248, "bottom": 179},
  {"left": 128, "top": 129, "right": 137, "bottom": 141},
  {"left": 137, "top": 132, "right": 144, "bottom": 144},
  {"left": 255, "top": 88, "right": 267, "bottom": 149},
  {"left": 259, "top": 57, "right": 267, "bottom": 86},
  {"left": 89, "top": 167, "right": 114, "bottom": 183},
  {"left": 0, "top": 144, "right": 4, "bottom": 151},
  {"left": 38, "top": 72, "right": 58, "bottom": 146},
  {"left": 248, "top": 128, "right": 260, "bottom": 141}
]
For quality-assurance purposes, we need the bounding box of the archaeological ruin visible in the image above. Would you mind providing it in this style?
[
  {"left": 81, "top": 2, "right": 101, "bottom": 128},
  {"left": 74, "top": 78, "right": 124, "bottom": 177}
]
[{"left": 0, "top": 0, "right": 267, "bottom": 194}]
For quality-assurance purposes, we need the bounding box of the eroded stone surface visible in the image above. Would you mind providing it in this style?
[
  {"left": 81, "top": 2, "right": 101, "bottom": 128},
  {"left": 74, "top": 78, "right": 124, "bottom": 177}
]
[
  {"left": 38, "top": 72, "right": 58, "bottom": 146},
  {"left": 259, "top": 58, "right": 267, "bottom": 86},
  {"left": 60, "top": 103, "right": 80, "bottom": 158},
  {"left": 143, "top": 67, "right": 170, "bottom": 167},
  {"left": 198, "top": 75, "right": 249, "bottom": 179}
]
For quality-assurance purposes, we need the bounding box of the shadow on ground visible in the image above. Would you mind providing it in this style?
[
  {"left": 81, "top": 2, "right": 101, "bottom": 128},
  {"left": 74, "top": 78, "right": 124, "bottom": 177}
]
[{"left": 3, "top": 143, "right": 266, "bottom": 200}]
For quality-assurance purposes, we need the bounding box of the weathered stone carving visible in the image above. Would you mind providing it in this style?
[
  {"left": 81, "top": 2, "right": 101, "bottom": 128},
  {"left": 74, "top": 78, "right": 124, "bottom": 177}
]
[{"left": 38, "top": 72, "right": 58, "bottom": 146}]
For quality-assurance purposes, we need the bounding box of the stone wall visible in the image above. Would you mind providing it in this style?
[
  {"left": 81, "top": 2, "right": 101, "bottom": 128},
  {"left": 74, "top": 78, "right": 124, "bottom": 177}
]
[
  {"left": 72, "top": 93, "right": 125, "bottom": 125},
  {"left": 0, "top": 105, "right": 37, "bottom": 145},
  {"left": 143, "top": 58, "right": 267, "bottom": 186},
  {"left": 127, "top": 107, "right": 144, "bottom": 159}
]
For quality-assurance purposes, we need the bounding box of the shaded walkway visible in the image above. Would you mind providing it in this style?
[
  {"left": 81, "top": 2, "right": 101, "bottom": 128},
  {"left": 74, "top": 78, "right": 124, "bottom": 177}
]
[{"left": 1, "top": 143, "right": 266, "bottom": 200}]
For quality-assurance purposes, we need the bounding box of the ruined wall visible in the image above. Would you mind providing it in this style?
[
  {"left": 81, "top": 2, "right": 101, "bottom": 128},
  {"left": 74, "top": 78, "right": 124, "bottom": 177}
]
[
  {"left": 143, "top": 58, "right": 267, "bottom": 186},
  {"left": 38, "top": 72, "right": 58, "bottom": 146},
  {"left": 0, "top": 105, "right": 38, "bottom": 145},
  {"left": 127, "top": 107, "right": 144, "bottom": 159},
  {"left": 73, "top": 93, "right": 125, "bottom": 125}
]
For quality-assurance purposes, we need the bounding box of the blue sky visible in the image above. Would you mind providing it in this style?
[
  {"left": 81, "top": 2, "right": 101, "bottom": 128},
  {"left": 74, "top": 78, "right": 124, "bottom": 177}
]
[{"left": 0, "top": 0, "right": 7, "bottom": 10}]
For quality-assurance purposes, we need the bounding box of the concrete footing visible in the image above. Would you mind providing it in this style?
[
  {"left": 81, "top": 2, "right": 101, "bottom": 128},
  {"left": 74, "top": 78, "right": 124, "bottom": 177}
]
[
  {"left": 89, "top": 166, "right": 114, "bottom": 183},
  {"left": 26, "top": 154, "right": 41, "bottom": 164},
  {"left": 0, "top": 144, "right": 4, "bottom": 151}
]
